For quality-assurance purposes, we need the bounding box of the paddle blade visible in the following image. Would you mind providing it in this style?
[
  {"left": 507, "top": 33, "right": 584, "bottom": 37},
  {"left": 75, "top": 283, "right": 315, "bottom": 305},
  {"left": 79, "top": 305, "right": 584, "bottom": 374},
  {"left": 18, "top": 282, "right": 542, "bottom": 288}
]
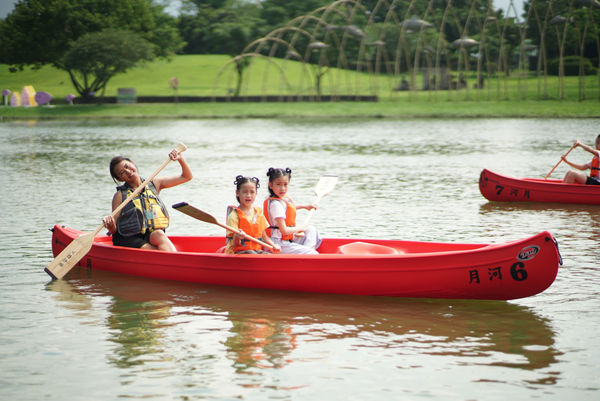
[
  {"left": 172, "top": 202, "right": 219, "bottom": 225},
  {"left": 314, "top": 174, "right": 338, "bottom": 199},
  {"left": 302, "top": 174, "right": 338, "bottom": 227},
  {"left": 173, "top": 202, "right": 275, "bottom": 250},
  {"left": 45, "top": 231, "right": 95, "bottom": 280}
]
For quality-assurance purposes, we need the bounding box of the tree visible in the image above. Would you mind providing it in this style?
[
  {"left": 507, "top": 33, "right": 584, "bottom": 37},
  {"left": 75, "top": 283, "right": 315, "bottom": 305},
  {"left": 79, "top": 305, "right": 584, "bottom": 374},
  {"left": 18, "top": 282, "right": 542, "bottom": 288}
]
[
  {"left": 176, "top": 0, "right": 265, "bottom": 96},
  {"left": 213, "top": 23, "right": 253, "bottom": 96},
  {"left": 177, "top": 0, "right": 265, "bottom": 54},
  {"left": 260, "top": 0, "right": 331, "bottom": 28},
  {"left": 62, "top": 29, "right": 155, "bottom": 97},
  {"left": 0, "top": 0, "right": 183, "bottom": 96},
  {"left": 525, "top": 0, "right": 599, "bottom": 63}
]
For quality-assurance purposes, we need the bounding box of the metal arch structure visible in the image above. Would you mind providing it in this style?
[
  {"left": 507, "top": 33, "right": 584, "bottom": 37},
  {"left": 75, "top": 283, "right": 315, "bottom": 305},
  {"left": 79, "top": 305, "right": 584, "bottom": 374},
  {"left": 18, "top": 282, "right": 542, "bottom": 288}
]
[{"left": 212, "top": 0, "right": 600, "bottom": 102}]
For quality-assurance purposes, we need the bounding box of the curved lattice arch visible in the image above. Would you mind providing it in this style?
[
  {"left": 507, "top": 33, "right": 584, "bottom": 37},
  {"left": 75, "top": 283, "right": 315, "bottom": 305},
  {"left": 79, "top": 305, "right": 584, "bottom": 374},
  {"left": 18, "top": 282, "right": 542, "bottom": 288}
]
[
  {"left": 214, "top": 53, "right": 293, "bottom": 100},
  {"left": 212, "top": 0, "right": 600, "bottom": 102}
]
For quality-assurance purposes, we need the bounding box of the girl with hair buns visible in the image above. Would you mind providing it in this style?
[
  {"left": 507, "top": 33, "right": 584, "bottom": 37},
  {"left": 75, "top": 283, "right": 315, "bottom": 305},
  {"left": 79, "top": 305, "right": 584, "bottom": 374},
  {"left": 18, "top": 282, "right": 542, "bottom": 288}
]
[
  {"left": 225, "top": 175, "right": 280, "bottom": 254},
  {"left": 263, "top": 167, "right": 322, "bottom": 254}
]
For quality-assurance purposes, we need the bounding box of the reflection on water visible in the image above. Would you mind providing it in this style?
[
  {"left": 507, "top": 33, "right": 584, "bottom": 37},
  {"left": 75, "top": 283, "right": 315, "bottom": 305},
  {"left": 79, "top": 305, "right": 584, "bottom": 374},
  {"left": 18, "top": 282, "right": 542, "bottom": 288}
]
[
  {"left": 479, "top": 201, "right": 600, "bottom": 215},
  {"left": 106, "top": 300, "right": 172, "bottom": 369},
  {"left": 226, "top": 317, "right": 296, "bottom": 372},
  {"left": 46, "top": 268, "right": 561, "bottom": 389}
]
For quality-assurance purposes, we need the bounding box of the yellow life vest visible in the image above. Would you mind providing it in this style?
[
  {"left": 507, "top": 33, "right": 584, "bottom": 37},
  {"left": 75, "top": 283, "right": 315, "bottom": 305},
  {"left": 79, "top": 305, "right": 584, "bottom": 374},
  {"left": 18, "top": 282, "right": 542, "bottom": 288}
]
[{"left": 116, "top": 180, "right": 169, "bottom": 236}]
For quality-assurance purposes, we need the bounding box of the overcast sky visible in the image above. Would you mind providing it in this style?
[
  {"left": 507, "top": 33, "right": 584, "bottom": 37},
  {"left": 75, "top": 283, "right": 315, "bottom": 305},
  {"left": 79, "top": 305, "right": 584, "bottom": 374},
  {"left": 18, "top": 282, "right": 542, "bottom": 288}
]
[
  {"left": 0, "top": 0, "right": 525, "bottom": 20},
  {"left": 495, "top": 0, "right": 525, "bottom": 15}
]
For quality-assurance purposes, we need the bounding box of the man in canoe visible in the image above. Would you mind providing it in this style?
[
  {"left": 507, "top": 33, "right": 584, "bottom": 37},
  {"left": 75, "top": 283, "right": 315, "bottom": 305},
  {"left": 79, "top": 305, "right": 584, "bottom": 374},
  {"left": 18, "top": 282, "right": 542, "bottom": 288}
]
[
  {"left": 561, "top": 136, "right": 600, "bottom": 185},
  {"left": 102, "top": 148, "right": 193, "bottom": 251}
]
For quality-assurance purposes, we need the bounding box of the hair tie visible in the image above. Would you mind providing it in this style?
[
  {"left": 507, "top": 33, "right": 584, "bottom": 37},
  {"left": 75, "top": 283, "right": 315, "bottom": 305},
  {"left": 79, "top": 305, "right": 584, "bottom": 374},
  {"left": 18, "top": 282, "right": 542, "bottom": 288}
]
[{"left": 234, "top": 175, "right": 260, "bottom": 189}]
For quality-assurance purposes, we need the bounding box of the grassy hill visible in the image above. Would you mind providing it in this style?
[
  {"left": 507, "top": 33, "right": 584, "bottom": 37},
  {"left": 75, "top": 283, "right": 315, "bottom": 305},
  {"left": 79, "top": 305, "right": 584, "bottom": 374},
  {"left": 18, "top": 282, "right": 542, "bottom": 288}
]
[
  {"left": 1, "top": 55, "right": 233, "bottom": 98},
  {"left": 1, "top": 54, "right": 599, "bottom": 118}
]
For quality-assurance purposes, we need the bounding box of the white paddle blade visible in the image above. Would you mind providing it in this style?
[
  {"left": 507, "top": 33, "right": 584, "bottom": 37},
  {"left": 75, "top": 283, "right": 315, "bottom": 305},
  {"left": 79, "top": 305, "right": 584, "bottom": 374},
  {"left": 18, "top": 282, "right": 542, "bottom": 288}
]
[
  {"left": 302, "top": 175, "right": 338, "bottom": 227},
  {"left": 314, "top": 174, "right": 338, "bottom": 199}
]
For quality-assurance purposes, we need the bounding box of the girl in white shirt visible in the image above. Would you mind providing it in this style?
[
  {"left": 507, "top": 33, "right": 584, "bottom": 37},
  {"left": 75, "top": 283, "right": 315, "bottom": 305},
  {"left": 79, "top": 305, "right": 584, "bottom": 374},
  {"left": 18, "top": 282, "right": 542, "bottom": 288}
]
[{"left": 263, "top": 167, "right": 322, "bottom": 254}]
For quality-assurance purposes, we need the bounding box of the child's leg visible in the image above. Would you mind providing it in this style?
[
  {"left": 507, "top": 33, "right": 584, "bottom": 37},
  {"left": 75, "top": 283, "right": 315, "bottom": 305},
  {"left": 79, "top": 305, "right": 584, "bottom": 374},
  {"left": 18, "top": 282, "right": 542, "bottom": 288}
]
[
  {"left": 293, "top": 225, "right": 322, "bottom": 250},
  {"left": 279, "top": 240, "right": 318, "bottom": 254}
]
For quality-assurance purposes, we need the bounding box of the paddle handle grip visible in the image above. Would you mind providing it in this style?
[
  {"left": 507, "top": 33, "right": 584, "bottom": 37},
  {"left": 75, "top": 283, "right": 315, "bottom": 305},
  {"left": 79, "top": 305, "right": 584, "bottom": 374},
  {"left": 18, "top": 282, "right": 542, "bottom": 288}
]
[
  {"left": 545, "top": 143, "right": 576, "bottom": 179},
  {"left": 217, "top": 222, "right": 275, "bottom": 251}
]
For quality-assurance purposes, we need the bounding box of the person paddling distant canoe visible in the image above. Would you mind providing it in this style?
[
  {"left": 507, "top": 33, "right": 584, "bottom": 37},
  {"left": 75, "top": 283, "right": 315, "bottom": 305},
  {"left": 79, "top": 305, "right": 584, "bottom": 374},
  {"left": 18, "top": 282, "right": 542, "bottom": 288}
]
[
  {"left": 561, "top": 136, "right": 600, "bottom": 185},
  {"left": 102, "top": 148, "right": 193, "bottom": 251}
]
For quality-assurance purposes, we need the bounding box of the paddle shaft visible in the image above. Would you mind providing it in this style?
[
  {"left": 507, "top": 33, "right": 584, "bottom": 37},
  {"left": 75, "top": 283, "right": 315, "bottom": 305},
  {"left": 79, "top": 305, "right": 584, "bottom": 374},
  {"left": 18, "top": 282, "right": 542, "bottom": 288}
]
[
  {"left": 301, "top": 195, "right": 324, "bottom": 227},
  {"left": 215, "top": 221, "right": 275, "bottom": 251},
  {"left": 172, "top": 202, "right": 274, "bottom": 250},
  {"left": 45, "top": 143, "right": 187, "bottom": 279},
  {"left": 545, "top": 143, "right": 577, "bottom": 179}
]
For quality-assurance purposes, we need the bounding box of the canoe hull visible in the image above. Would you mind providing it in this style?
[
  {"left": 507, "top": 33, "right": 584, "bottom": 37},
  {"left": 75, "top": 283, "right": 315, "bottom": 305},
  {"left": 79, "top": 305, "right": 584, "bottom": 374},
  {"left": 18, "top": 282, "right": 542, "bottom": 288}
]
[
  {"left": 479, "top": 168, "right": 600, "bottom": 204},
  {"left": 50, "top": 225, "right": 560, "bottom": 300}
]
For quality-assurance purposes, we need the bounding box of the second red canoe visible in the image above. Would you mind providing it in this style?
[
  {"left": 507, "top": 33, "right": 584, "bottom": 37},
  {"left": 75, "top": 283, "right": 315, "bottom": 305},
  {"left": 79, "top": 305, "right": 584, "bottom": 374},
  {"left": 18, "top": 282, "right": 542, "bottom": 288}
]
[{"left": 479, "top": 168, "right": 600, "bottom": 205}]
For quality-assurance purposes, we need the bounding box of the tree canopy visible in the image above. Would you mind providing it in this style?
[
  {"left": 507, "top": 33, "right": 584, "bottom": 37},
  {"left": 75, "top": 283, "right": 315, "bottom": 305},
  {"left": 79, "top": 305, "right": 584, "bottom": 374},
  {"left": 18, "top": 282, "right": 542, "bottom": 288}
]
[
  {"left": 63, "top": 29, "right": 156, "bottom": 97},
  {"left": 524, "top": 0, "right": 600, "bottom": 62},
  {"left": 176, "top": 0, "right": 332, "bottom": 55},
  {"left": 1, "top": 0, "right": 597, "bottom": 99},
  {"left": 0, "top": 0, "right": 183, "bottom": 96}
]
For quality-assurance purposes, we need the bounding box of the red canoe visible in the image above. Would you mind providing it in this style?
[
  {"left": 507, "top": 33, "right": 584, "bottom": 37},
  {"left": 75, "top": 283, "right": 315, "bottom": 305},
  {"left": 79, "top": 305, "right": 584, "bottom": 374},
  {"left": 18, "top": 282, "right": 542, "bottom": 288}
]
[
  {"left": 479, "top": 168, "right": 600, "bottom": 204},
  {"left": 50, "top": 225, "right": 561, "bottom": 300}
]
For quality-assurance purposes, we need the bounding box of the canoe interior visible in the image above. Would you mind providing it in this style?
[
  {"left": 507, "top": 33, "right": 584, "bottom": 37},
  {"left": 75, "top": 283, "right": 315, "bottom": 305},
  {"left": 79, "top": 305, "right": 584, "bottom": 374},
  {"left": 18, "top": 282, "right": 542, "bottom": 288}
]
[{"left": 90, "top": 231, "right": 490, "bottom": 255}]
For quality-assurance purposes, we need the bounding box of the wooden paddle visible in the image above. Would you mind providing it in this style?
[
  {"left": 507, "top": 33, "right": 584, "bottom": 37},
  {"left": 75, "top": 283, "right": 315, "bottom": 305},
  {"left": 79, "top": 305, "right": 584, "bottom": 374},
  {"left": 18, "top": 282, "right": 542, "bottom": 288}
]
[
  {"left": 172, "top": 202, "right": 275, "bottom": 251},
  {"left": 545, "top": 143, "right": 577, "bottom": 179},
  {"left": 301, "top": 174, "right": 338, "bottom": 227},
  {"left": 45, "top": 143, "right": 188, "bottom": 280}
]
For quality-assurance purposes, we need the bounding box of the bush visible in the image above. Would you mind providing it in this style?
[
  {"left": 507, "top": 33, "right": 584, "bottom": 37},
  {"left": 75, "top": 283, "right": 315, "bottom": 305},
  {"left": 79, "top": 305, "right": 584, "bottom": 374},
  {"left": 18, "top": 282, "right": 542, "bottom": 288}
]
[{"left": 547, "top": 56, "right": 597, "bottom": 76}]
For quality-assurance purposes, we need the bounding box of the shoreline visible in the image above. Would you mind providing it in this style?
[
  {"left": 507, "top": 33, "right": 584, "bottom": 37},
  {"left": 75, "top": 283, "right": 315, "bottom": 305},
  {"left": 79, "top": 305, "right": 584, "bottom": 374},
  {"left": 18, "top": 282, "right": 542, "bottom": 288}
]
[{"left": 1, "top": 99, "right": 599, "bottom": 120}]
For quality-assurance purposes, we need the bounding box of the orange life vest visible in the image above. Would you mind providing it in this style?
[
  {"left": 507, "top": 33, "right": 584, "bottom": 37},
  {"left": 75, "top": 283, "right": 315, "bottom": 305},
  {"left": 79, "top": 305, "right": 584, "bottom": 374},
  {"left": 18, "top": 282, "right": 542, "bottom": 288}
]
[
  {"left": 591, "top": 156, "right": 599, "bottom": 178},
  {"left": 263, "top": 196, "right": 296, "bottom": 241},
  {"left": 227, "top": 206, "right": 265, "bottom": 253}
]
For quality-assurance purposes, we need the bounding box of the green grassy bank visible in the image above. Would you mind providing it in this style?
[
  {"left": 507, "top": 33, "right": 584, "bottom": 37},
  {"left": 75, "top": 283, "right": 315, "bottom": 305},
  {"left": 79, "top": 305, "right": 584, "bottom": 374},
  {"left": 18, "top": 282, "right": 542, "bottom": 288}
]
[
  {"left": 1, "top": 55, "right": 599, "bottom": 119},
  {"left": 1, "top": 100, "right": 599, "bottom": 119}
]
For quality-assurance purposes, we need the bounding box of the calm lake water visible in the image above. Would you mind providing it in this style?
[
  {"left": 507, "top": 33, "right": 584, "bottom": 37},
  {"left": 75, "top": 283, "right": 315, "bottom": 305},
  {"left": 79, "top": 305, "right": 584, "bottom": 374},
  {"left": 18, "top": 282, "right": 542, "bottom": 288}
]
[{"left": 1, "top": 117, "right": 599, "bottom": 400}]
